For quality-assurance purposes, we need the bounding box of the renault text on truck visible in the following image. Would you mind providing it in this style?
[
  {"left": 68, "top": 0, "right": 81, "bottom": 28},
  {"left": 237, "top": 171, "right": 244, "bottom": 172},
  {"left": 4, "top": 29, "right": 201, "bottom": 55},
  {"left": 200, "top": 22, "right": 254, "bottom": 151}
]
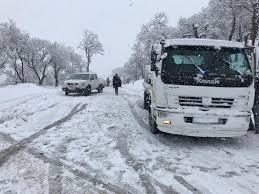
[{"left": 144, "top": 39, "right": 255, "bottom": 137}]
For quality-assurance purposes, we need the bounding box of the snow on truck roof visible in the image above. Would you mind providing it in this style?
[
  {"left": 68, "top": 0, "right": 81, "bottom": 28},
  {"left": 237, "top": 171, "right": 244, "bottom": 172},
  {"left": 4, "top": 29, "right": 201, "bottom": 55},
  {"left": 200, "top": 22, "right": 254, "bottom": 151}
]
[{"left": 164, "top": 39, "right": 245, "bottom": 49}]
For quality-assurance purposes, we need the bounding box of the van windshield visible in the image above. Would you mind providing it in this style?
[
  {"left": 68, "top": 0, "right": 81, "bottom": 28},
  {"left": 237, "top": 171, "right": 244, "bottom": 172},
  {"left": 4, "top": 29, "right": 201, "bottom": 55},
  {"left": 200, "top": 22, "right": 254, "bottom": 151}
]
[
  {"left": 70, "top": 74, "right": 90, "bottom": 80},
  {"left": 161, "top": 46, "right": 253, "bottom": 87}
]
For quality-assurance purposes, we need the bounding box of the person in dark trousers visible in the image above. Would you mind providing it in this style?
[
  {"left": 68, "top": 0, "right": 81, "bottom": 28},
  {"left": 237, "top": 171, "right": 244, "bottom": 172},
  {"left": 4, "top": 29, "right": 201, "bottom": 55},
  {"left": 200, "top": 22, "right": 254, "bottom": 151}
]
[
  {"left": 112, "top": 73, "right": 122, "bottom": 95},
  {"left": 106, "top": 77, "right": 110, "bottom": 87}
]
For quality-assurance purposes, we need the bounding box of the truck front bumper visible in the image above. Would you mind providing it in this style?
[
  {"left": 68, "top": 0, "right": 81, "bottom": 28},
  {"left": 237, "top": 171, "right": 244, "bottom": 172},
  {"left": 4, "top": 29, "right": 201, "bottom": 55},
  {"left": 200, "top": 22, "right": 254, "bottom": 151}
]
[
  {"left": 62, "top": 86, "right": 85, "bottom": 93},
  {"left": 154, "top": 107, "right": 251, "bottom": 137}
]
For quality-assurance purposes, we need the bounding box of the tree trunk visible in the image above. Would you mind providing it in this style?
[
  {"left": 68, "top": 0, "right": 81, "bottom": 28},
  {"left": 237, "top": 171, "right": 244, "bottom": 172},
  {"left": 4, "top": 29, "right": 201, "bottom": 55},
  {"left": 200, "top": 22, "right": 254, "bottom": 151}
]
[
  {"left": 237, "top": 25, "right": 243, "bottom": 42},
  {"left": 87, "top": 55, "right": 91, "bottom": 72},
  {"left": 39, "top": 75, "right": 46, "bottom": 86},
  {"left": 39, "top": 78, "right": 44, "bottom": 86},
  {"left": 87, "top": 61, "right": 90, "bottom": 72},
  {"left": 228, "top": 11, "right": 236, "bottom": 40},
  {"left": 192, "top": 23, "right": 199, "bottom": 38},
  {"left": 251, "top": 10, "right": 258, "bottom": 46},
  {"left": 13, "top": 59, "right": 24, "bottom": 83},
  {"left": 54, "top": 69, "right": 59, "bottom": 87}
]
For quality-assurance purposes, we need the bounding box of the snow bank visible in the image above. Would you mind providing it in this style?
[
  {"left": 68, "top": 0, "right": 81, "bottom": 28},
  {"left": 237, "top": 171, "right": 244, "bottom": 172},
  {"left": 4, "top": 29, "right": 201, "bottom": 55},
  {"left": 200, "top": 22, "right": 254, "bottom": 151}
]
[
  {"left": 123, "top": 79, "right": 144, "bottom": 95},
  {"left": 0, "top": 83, "right": 47, "bottom": 103}
]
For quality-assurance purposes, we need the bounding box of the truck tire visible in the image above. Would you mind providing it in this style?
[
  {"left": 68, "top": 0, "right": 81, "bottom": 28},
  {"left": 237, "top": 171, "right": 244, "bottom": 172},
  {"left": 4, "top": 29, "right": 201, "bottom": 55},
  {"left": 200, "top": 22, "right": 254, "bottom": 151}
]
[
  {"left": 144, "top": 92, "right": 148, "bottom": 110},
  {"left": 253, "top": 104, "right": 259, "bottom": 134},
  {"left": 149, "top": 109, "right": 159, "bottom": 134},
  {"left": 84, "top": 86, "right": 91, "bottom": 96},
  {"left": 249, "top": 118, "right": 255, "bottom": 131},
  {"left": 98, "top": 85, "right": 103, "bottom": 93}
]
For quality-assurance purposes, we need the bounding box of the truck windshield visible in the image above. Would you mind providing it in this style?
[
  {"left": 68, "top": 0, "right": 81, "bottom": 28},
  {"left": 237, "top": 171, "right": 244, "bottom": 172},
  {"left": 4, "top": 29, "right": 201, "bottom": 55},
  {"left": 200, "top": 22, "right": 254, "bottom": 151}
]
[
  {"left": 70, "top": 74, "right": 89, "bottom": 80},
  {"left": 161, "top": 46, "right": 253, "bottom": 87}
]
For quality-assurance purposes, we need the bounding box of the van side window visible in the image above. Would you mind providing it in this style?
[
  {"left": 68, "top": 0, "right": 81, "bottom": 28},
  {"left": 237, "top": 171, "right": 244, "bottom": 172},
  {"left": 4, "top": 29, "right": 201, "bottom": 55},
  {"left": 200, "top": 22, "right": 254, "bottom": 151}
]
[
  {"left": 94, "top": 74, "right": 98, "bottom": 79},
  {"left": 90, "top": 74, "right": 94, "bottom": 80}
]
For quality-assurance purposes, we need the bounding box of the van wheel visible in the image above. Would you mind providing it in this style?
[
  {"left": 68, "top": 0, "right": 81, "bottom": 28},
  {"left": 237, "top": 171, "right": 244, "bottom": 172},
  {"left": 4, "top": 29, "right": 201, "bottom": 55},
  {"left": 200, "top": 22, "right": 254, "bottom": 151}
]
[
  {"left": 65, "top": 91, "right": 69, "bottom": 96},
  {"left": 149, "top": 110, "right": 159, "bottom": 134}
]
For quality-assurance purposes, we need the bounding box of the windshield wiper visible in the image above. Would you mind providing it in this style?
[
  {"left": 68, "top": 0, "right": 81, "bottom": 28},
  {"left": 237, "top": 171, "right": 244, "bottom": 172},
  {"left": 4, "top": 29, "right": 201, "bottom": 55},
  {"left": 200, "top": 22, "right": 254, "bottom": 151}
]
[
  {"left": 182, "top": 55, "right": 206, "bottom": 75},
  {"left": 218, "top": 58, "right": 244, "bottom": 76}
]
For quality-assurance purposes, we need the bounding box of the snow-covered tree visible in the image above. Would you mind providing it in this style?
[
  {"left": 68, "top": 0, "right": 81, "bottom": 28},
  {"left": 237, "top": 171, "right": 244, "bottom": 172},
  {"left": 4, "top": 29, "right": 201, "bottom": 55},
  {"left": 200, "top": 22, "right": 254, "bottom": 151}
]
[
  {"left": 25, "top": 38, "right": 53, "bottom": 85},
  {"left": 79, "top": 30, "right": 104, "bottom": 72},
  {"left": 50, "top": 42, "right": 69, "bottom": 87},
  {"left": 67, "top": 47, "right": 86, "bottom": 73},
  {"left": 121, "top": 12, "right": 174, "bottom": 81},
  {"left": 0, "top": 20, "right": 30, "bottom": 83}
]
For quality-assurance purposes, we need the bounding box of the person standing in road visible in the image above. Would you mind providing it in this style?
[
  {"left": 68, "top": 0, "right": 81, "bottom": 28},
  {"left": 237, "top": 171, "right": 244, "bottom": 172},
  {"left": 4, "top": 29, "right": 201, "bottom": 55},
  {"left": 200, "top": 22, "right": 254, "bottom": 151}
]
[
  {"left": 112, "top": 73, "right": 122, "bottom": 95},
  {"left": 106, "top": 77, "right": 110, "bottom": 87}
]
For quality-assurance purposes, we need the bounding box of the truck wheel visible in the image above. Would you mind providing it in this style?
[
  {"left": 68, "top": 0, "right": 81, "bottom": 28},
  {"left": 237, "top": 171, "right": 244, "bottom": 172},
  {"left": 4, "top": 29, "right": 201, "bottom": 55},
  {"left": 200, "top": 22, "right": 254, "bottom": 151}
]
[
  {"left": 84, "top": 86, "right": 91, "bottom": 96},
  {"left": 253, "top": 104, "right": 259, "bottom": 134},
  {"left": 144, "top": 92, "right": 148, "bottom": 110},
  {"left": 98, "top": 85, "right": 103, "bottom": 93},
  {"left": 149, "top": 110, "right": 159, "bottom": 134}
]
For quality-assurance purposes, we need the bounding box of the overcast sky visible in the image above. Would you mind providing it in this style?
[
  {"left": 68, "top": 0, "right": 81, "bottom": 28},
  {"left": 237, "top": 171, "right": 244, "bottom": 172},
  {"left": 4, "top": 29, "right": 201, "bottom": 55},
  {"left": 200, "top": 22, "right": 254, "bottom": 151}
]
[{"left": 0, "top": 0, "right": 209, "bottom": 76}]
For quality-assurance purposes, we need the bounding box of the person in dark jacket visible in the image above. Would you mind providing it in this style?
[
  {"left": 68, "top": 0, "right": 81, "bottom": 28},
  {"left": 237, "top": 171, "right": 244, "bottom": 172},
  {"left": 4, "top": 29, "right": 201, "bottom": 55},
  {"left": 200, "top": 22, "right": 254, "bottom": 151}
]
[
  {"left": 112, "top": 73, "right": 122, "bottom": 95},
  {"left": 106, "top": 77, "right": 110, "bottom": 87}
]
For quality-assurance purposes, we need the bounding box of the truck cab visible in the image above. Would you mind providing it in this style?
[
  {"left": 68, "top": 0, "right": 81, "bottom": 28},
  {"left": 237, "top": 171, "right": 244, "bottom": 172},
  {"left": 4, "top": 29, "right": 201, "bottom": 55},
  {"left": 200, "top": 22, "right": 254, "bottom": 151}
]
[{"left": 145, "top": 39, "right": 255, "bottom": 137}]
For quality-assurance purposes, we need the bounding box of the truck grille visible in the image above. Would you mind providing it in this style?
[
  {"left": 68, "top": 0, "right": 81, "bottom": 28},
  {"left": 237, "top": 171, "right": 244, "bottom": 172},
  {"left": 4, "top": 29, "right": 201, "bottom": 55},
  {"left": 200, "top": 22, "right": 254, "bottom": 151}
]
[
  {"left": 178, "top": 96, "right": 234, "bottom": 109},
  {"left": 67, "top": 83, "right": 78, "bottom": 86}
]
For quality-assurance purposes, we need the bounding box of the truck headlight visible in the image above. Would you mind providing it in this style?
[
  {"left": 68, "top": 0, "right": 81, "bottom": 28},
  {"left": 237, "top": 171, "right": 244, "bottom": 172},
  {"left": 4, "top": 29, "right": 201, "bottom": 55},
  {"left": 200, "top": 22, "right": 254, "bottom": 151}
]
[{"left": 163, "top": 120, "right": 172, "bottom": 125}]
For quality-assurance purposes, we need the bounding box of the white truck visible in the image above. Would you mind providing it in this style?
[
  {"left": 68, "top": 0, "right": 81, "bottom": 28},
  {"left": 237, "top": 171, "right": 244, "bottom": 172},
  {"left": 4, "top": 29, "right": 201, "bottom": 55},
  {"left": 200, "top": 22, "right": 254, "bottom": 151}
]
[
  {"left": 144, "top": 38, "right": 256, "bottom": 137},
  {"left": 62, "top": 72, "right": 104, "bottom": 96}
]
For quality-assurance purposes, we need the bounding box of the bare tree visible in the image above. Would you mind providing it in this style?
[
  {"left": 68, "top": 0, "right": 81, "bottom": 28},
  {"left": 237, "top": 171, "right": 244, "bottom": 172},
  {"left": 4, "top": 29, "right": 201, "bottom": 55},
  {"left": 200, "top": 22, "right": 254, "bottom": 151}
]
[
  {"left": 245, "top": 0, "right": 259, "bottom": 45},
  {"left": 79, "top": 30, "right": 104, "bottom": 72},
  {"left": 0, "top": 20, "right": 29, "bottom": 83},
  {"left": 25, "top": 38, "right": 53, "bottom": 85},
  {"left": 50, "top": 42, "right": 69, "bottom": 87},
  {"left": 228, "top": 0, "right": 237, "bottom": 41}
]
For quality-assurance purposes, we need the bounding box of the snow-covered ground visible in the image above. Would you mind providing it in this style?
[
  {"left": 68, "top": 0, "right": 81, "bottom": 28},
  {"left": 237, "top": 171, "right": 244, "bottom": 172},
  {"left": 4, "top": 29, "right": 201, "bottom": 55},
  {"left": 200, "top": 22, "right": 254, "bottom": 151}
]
[{"left": 0, "top": 82, "right": 259, "bottom": 194}]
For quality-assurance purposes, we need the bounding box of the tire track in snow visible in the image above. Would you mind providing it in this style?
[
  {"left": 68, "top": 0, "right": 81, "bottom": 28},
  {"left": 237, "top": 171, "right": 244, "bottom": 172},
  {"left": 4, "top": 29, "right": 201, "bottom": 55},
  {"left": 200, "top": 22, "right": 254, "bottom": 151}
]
[
  {"left": 0, "top": 94, "right": 43, "bottom": 112},
  {"left": 174, "top": 176, "right": 203, "bottom": 194},
  {"left": 28, "top": 148, "right": 132, "bottom": 194},
  {"left": 0, "top": 102, "right": 60, "bottom": 125},
  {"left": 0, "top": 103, "right": 85, "bottom": 166},
  {"left": 117, "top": 94, "right": 181, "bottom": 194},
  {"left": 0, "top": 99, "right": 135, "bottom": 194},
  {"left": 116, "top": 133, "right": 157, "bottom": 194},
  {"left": 121, "top": 93, "right": 204, "bottom": 194},
  {"left": 46, "top": 137, "right": 76, "bottom": 194},
  {"left": 0, "top": 93, "right": 42, "bottom": 105},
  {"left": 0, "top": 134, "right": 133, "bottom": 194}
]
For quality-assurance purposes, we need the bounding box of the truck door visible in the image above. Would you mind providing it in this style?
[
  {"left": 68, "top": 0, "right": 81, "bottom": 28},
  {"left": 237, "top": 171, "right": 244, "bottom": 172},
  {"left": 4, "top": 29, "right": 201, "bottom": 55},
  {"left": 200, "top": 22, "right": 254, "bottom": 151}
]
[
  {"left": 94, "top": 74, "right": 98, "bottom": 89},
  {"left": 89, "top": 74, "right": 95, "bottom": 89},
  {"left": 252, "top": 45, "right": 259, "bottom": 133}
]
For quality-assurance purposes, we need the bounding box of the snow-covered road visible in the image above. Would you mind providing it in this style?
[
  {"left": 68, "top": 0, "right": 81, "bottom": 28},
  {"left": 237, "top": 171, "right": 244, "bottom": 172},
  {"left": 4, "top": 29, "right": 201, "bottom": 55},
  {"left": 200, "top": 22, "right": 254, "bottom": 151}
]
[{"left": 0, "top": 82, "right": 259, "bottom": 194}]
